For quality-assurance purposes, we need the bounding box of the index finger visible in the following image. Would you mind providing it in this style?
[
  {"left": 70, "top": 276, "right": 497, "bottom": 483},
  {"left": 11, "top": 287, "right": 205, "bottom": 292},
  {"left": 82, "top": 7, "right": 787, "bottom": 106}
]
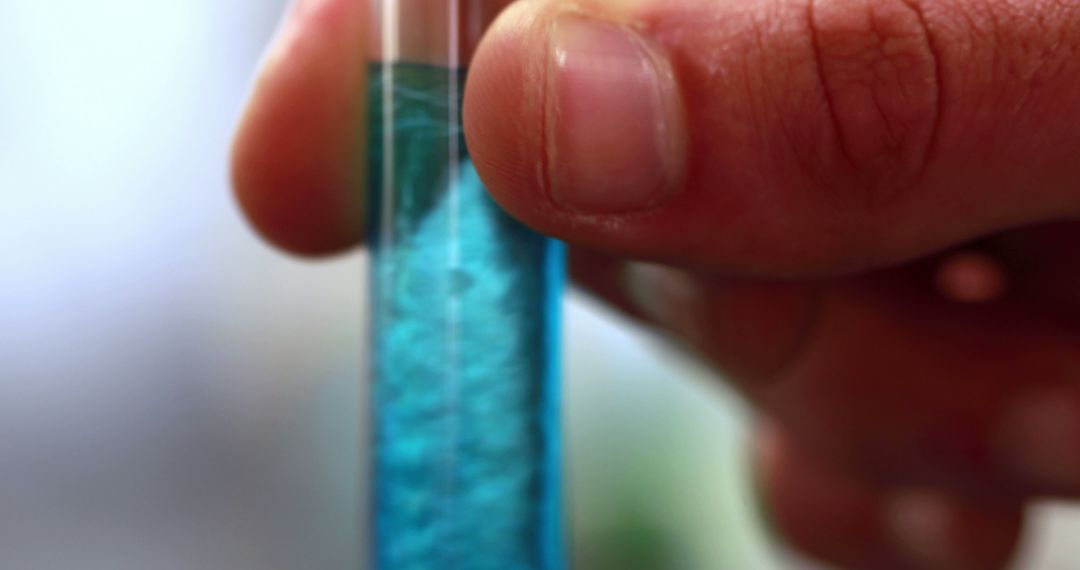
[{"left": 231, "top": 0, "right": 514, "bottom": 256}]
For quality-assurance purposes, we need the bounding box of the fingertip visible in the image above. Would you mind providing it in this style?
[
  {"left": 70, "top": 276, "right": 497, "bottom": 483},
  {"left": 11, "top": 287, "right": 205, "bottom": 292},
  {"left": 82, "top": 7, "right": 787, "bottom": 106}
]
[
  {"left": 231, "top": 0, "right": 368, "bottom": 257},
  {"left": 886, "top": 492, "right": 1023, "bottom": 570},
  {"left": 754, "top": 426, "right": 1024, "bottom": 570},
  {"left": 464, "top": 0, "right": 550, "bottom": 220},
  {"left": 753, "top": 426, "right": 883, "bottom": 569}
]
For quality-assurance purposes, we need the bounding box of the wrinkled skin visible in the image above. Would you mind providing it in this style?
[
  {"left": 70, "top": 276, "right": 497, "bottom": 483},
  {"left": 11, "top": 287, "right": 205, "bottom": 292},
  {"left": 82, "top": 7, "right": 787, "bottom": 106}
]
[{"left": 233, "top": 1, "right": 1080, "bottom": 568}]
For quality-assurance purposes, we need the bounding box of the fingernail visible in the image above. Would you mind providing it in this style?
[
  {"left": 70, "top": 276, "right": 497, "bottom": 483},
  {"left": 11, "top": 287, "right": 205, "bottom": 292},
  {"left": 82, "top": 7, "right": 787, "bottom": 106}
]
[
  {"left": 934, "top": 251, "right": 1009, "bottom": 304},
  {"left": 887, "top": 493, "right": 964, "bottom": 569},
  {"left": 623, "top": 262, "right": 705, "bottom": 343},
  {"left": 547, "top": 16, "right": 685, "bottom": 213},
  {"left": 996, "top": 390, "right": 1080, "bottom": 489}
]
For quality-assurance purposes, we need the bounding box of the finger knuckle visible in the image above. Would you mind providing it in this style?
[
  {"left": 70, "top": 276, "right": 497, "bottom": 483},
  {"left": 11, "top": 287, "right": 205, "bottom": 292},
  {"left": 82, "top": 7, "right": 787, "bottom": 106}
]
[{"left": 806, "top": 0, "right": 942, "bottom": 207}]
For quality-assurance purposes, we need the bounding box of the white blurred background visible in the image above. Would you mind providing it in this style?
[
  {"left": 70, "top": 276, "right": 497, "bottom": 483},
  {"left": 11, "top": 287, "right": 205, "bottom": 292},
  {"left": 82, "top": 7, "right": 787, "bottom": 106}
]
[{"left": 0, "top": 1, "right": 1077, "bottom": 569}]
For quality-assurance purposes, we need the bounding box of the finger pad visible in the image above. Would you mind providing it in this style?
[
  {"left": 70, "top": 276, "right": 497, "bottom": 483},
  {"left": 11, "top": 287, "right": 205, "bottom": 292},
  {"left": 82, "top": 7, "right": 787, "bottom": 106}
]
[{"left": 232, "top": 1, "right": 368, "bottom": 255}]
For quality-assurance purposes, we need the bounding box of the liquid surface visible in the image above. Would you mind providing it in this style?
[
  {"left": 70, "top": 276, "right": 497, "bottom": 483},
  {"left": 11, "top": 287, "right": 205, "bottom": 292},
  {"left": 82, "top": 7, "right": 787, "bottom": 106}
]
[{"left": 368, "top": 63, "right": 565, "bottom": 570}]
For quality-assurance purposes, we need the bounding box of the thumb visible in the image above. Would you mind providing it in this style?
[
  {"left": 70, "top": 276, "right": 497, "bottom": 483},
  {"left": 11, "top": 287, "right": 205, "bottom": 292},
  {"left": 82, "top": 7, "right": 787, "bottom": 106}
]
[{"left": 464, "top": 0, "right": 1080, "bottom": 276}]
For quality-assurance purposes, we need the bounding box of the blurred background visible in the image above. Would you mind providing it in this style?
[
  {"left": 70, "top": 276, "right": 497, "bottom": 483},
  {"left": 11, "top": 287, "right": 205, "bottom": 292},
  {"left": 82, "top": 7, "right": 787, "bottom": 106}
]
[{"left": 1, "top": 1, "right": 1078, "bottom": 568}]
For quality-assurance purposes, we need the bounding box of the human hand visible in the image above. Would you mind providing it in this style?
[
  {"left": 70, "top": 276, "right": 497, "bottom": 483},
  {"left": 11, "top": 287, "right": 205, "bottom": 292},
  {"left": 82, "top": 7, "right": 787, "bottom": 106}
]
[{"left": 233, "top": 0, "right": 1080, "bottom": 568}]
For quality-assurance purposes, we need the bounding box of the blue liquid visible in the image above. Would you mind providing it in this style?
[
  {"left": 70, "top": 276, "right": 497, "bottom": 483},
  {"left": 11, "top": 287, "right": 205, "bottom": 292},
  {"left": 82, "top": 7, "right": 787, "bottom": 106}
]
[{"left": 368, "top": 63, "right": 565, "bottom": 570}]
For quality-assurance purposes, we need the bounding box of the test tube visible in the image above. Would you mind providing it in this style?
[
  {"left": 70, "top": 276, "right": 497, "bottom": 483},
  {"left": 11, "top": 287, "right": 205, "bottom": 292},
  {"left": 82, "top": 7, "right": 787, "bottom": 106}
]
[{"left": 366, "top": 1, "right": 566, "bottom": 569}]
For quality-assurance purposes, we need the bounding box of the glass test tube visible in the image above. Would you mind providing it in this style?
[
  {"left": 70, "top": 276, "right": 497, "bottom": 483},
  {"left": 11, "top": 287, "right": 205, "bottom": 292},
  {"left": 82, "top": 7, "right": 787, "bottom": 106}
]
[{"left": 367, "top": 1, "right": 566, "bottom": 569}]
